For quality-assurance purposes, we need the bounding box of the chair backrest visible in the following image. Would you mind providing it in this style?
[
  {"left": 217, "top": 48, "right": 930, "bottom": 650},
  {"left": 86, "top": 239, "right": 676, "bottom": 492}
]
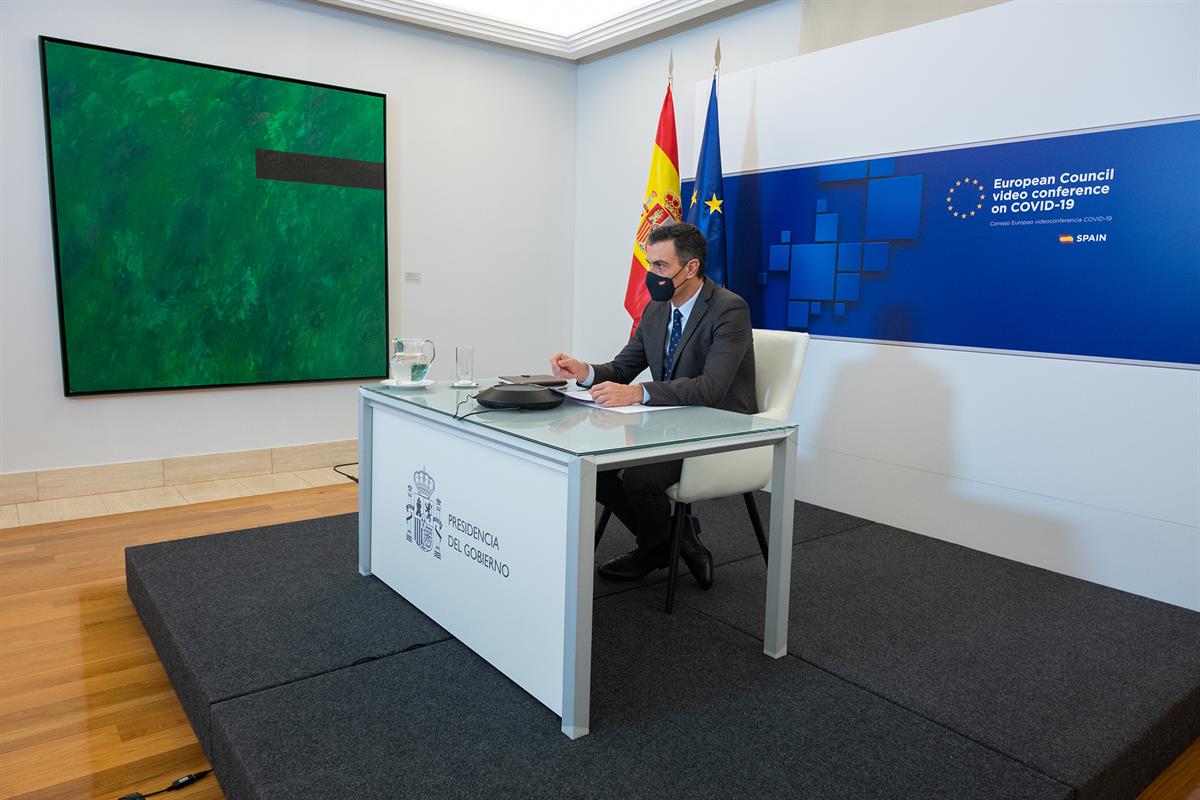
[{"left": 751, "top": 329, "right": 810, "bottom": 420}]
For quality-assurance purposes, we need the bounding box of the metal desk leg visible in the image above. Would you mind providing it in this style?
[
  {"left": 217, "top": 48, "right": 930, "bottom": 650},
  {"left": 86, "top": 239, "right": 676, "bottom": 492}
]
[
  {"left": 358, "top": 394, "right": 374, "bottom": 577},
  {"left": 562, "top": 456, "right": 597, "bottom": 739},
  {"left": 764, "top": 430, "right": 797, "bottom": 658}
]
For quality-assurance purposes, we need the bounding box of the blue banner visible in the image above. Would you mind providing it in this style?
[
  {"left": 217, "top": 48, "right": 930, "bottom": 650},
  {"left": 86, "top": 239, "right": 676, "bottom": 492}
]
[{"left": 685, "top": 119, "right": 1200, "bottom": 367}]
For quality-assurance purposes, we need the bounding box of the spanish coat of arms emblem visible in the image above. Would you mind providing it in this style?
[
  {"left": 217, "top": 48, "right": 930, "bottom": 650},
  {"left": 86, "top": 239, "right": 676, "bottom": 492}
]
[{"left": 405, "top": 467, "right": 442, "bottom": 559}]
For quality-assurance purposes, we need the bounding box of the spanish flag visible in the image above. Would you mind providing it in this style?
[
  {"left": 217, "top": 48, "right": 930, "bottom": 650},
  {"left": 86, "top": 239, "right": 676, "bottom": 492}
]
[
  {"left": 624, "top": 83, "right": 681, "bottom": 335},
  {"left": 1059, "top": 234, "right": 1074, "bottom": 244}
]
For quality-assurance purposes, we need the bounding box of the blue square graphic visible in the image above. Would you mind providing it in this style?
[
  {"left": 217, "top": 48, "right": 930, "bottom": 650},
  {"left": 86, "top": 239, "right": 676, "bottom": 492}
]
[
  {"left": 838, "top": 242, "right": 862, "bottom": 272},
  {"left": 768, "top": 244, "right": 790, "bottom": 272},
  {"left": 869, "top": 158, "right": 896, "bottom": 177},
  {"left": 863, "top": 242, "right": 889, "bottom": 272},
  {"left": 866, "top": 175, "right": 923, "bottom": 240},
  {"left": 814, "top": 213, "right": 838, "bottom": 243},
  {"left": 836, "top": 273, "right": 861, "bottom": 302},
  {"left": 788, "top": 244, "right": 836, "bottom": 300},
  {"left": 834, "top": 302, "right": 846, "bottom": 316},
  {"left": 780, "top": 230, "right": 791, "bottom": 244},
  {"left": 818, "top": 161, "right": 868, "bottom": 183},
  {"left": 787, "top": 301, "right": 809, "bottom": 328},
  {"left": 810, "top": 301, "right": 822, "bottom": 315},
  {"left": 815, "top": 199, "right": 828, "bottom": 213}
]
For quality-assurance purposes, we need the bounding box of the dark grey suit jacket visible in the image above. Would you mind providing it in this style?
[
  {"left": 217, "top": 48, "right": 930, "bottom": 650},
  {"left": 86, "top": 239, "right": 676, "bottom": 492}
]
[{"left": 591, "top": 277, "right": 757, "bottom": 413}]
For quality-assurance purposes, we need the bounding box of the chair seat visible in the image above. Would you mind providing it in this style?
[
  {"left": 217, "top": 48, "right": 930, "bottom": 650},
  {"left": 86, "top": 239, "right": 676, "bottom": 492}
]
[{"left": 665, "top": 444, "right": 772, "bottom": 505}]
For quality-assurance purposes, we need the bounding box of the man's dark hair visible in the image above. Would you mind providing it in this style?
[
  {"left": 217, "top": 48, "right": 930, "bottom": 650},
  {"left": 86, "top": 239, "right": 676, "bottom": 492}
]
[{"left": 647, "top": 222, "right": 706, "bottom": 276}]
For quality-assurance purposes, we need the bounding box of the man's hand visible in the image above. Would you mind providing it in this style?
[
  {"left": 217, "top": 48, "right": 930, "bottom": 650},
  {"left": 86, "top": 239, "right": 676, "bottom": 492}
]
[
  {"left": 550, "top": 352, "right": 590, "bottom": 382},
  {"left": 589, "top": 382, "right": 643, "bottom": 408}
]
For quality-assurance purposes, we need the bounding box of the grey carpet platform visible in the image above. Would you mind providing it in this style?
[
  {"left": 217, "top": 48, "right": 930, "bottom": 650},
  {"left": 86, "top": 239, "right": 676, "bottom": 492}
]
[
  {"left": 672, "top": 523, "right": 1200, "bottom": 800},
  {"left": 125, "top": 515, "right": 448, "bottom": 754},
  {"left": 125, "top": 495, "right": 1200, "bottom": 799},
  {"left": 210, "top": 590, "right": 1070, "bottom": 800}
]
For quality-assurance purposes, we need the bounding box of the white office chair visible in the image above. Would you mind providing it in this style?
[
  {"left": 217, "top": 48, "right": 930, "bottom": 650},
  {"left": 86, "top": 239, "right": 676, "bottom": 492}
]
[
  {"left": 660, "top": 328, "right": 809, "bottom": 611},
  {"left": 595, "top": 329, "right": 810, "bottom": 613}
]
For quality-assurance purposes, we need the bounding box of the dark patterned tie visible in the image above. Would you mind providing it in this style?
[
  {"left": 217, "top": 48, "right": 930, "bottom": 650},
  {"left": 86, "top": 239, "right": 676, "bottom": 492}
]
[{"left": 664, "top": 308, "right": 684, "bottom": 379}]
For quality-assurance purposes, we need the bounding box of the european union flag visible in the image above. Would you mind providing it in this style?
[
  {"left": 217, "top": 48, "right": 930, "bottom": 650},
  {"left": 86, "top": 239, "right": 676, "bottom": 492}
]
[{"left": 686, "top": 77, "right": 727, "bottom": 286}]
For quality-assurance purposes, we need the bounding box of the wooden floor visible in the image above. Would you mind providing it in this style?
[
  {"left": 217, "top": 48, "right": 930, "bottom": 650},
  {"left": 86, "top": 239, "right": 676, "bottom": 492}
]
[{"left": 0, "top": 484, "right": 1196, "bottom": 800}]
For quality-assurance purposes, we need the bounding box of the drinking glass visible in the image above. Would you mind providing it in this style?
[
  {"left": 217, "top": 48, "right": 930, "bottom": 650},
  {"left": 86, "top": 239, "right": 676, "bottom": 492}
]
[{"left": 454, "top": 346, "right": 475, "bottom": 387}]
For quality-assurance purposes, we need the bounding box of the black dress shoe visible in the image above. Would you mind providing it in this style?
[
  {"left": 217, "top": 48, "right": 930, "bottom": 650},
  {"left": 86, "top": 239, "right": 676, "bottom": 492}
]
[
  {"left": 679, "top": 516, "right": 714, "bottom": 590},
  {"left": 598, "top": 551, "right": 667, "bottom": 582}
]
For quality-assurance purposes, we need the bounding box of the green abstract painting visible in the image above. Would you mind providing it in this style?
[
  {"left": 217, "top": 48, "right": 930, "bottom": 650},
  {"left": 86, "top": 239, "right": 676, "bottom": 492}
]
[{"left": 39, "top": 38, "right": 387, "bottom": 395}]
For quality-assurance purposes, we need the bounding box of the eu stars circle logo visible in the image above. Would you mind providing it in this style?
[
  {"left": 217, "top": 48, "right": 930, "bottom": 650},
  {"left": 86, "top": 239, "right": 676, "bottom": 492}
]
[{"left": 947, "top": 177, "right": 985, "bottom": 220}]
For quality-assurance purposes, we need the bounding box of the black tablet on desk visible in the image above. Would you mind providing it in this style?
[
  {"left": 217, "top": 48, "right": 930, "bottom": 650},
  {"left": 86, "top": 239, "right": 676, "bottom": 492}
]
[{"left": 497, "top": 374, "right": 568, "bottom": 387}]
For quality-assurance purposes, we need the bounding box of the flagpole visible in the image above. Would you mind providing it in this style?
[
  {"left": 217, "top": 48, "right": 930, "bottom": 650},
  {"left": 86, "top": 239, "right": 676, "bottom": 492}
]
[{"left": 713, "top": 38, "right": 721, "bottom": 87}]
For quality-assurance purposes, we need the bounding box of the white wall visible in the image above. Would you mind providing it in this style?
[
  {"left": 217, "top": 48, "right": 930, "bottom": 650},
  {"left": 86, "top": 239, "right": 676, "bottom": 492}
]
[
  {"left": 574, "top": 0, "right": 1200, "bottom": 610},
  {"left": 0, "top": 0, "right": 576, "bottom": 472}
]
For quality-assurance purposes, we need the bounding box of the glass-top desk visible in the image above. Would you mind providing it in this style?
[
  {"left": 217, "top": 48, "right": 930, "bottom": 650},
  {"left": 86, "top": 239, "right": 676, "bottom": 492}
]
[{"left": 357, "top": 380, "right": 798, "bottom": 739}]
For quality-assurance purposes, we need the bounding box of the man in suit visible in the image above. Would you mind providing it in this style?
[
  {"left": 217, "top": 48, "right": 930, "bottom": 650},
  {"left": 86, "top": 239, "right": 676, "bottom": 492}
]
[{"left": 550, "top": 222, "right": 757, "bottom": 584}]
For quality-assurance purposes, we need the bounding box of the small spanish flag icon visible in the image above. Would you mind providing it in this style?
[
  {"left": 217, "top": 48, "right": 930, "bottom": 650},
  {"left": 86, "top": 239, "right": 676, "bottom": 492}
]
[{"left": 1059, "top": 234, "right": 1074, "bottom": 244}]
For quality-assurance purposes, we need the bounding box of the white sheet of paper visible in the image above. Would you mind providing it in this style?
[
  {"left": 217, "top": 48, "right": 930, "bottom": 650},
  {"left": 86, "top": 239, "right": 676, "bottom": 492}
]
[{"left": 557, "top": 388, "right": 681, "bottom": 413}]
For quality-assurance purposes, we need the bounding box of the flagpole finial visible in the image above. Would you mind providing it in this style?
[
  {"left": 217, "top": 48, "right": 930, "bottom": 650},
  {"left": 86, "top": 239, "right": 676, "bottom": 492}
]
[
  {"left": 668, "top": 50, "right": 673, "bottom": 85},
  {"left": 714, "top": 38, "right": 721, "bottom": 72}
]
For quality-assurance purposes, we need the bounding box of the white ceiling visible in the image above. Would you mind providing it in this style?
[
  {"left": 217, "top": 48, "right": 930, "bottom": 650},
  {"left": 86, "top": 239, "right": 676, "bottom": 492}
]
[
  {"left": 313, "top": 0, "right": 748, "bottom": 60},
  {"left": 418, "top": 0, "right": 655, "bottom": 36}
]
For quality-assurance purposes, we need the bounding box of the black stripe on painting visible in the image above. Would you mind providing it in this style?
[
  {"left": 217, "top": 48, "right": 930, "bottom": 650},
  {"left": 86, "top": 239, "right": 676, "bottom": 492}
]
[{"left": 255, "top": 149, "right": 385, "bottom": 190}]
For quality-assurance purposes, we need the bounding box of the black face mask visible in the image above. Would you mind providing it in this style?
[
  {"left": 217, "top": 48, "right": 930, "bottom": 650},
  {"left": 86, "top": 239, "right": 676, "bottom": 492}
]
[{"left": 645, "top": 265, "right": 686, "bottom": 302}]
